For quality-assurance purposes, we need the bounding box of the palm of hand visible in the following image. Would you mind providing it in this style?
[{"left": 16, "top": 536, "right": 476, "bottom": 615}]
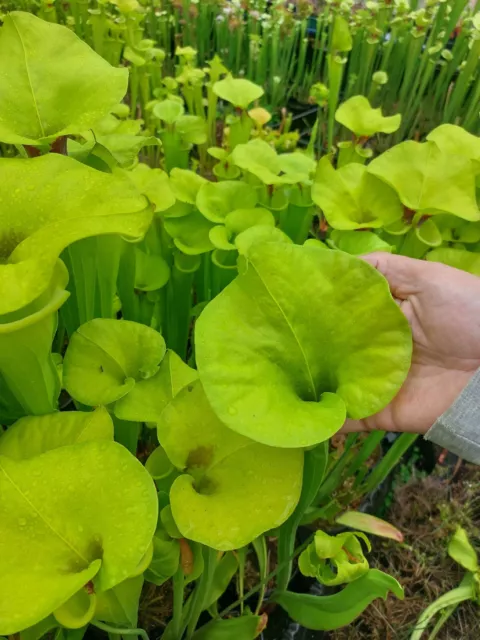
[{"left": 362, "top": 258, "right": 480, "bottom": 434}]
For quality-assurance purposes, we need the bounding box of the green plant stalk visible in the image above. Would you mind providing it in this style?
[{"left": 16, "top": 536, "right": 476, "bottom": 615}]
[
  {"left": 404, "top": 59, "right": 437, "bottom": 139},
  {"left": 427, "top": 603, "right": 458, "bottom": 640},
  {"left": 327, "top": 55, "right": 345, "bottom": 151},
  {"left": 410, "top": 574, "right": 475, "bottom": 640},
  {"left": 314, "top": 436, "right": 361, "bottom": 505},
  {"left": 359, "top": 433, "right": 418, "bottom": 495},
  {"left": 218, "top": 532, "right": 315, "bottom": 620},
  {"left": 165, "top": 251, "right": 200, "bottom": 360},
  {"left": 89, "top": 7, "right": 107, "bottom": 56},
  {"left": 440, "top": 0, "right": 470, "bottom": 48},
  {"left": 91, "top": 620, "right": 149, "bottom": 640},
  {"left": 162, "top": 130, "right": 189, "bottom": 172},
  {"left": 0, "top": 311, "right": 61, "bottom": 418},
  {"left": 61, "top": 236, "right": 122, "bottom": 336},
  {"left": 346, "top": 431, "right": 386, "bottom": 482},
  {"left": 186, "top": 547, "right": 218, "bottom": 640},
  {"left": 172, "top": 566, "right": 185, "bottom": 639},
  {"left": 210, "top": 252, "right": 237, "bottom": 298},
  {"left": 444, "top": 37, "right": 480, "bottom": 122},
  {"left": 228, "top": 111, "right": 253, "bottom": 151},
  {"left": 276, "top": 443, "right": 329, "bottom": 592},
  {"left": 112, "top": 416, "right": 140, "bottom": 455},
  {"left": 397, "top": 31, "right": 427, "bottom": 112},
  {"left": 463, "top": 75, "right": 480, "bottom": 130},
  {"left": 252, "top": 536, "right": 268, "bottom": 616}
]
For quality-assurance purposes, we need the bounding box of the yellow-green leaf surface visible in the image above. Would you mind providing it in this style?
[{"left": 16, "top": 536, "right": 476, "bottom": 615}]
[
  {"left": 368, "top": 141, "right": 480, "bottom": 221},
  {"left": 427, "top": 124, "right": 480, "bottom": 163},
  {"left": 115, "top": 349, "right": 198, "bottom": 423},
  {"left": 158, "top": 381, "right": 303, "bottom": 550},
  {"left": 0, "top": 12, "right": 128, "bottom": 144},
  {"left": 95, "top": 576, "right": 144, "bottom": 626},
  {"left": 213, "top": 76, "right": 264, "bottom": 109},
  {"left": 127, "top": 165, "right": 176, "bottom": 213},
  {"left": 0, "top": 441, "right": 157, "bottom": 634},
  {"left": 196, "top": 242, "right": 411, "bottom": 448},
  {"left": 335, "top": 96, "right": 401, "bottom": 137},
  {"left": 426, "top": 248, "right": 480, "bottom": 275},
  {"left": 0, "top": 154, "right": 151, "bottom": 316},
  {"left": 312, "top": 157, "right": 403, "bottom": 230},
  {"left": 196, "top": 181, "right": 257, "bottom": 223},
  {"left": 448, "top": 527, "right": 478, "bottom": 572},
  {"left": 0, "top": 408, "right": 113, "bottom": 460},
  {"left": 63, "top": 319, "right": 166, "bottom": 407}
]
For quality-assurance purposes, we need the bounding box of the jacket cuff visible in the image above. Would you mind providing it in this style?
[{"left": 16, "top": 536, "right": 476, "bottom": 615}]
[{"left": 424, "top": 368, "right": 480, "bottom": 465}]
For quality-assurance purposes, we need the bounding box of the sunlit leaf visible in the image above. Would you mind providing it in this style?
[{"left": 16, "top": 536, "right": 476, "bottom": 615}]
[
  {"left": 213, "top": 76, "right": 264, "bottom": 109},
  {"left": 63, "top": 319, "right": 166, "bottom": 406},
  {"left": 196, "top": 242, "right": 411, "bottom": 448},
  {"left": 0, "top": 440, "right": 157, "bottom": 634},
  {"left": 312, "top": 157, "right": 403, "bottom": 230},
  {"left": 368, "top": 141, "right": 480, "bottom": 221},
  {"left": 335, "top": 96, "right": 401, "bottom": 137},
  {"left": 0, "top": 12, "right": 128, "bottom": 144},
  {"left": 158, "top": 381, "right": 303, "bottom": 550},
  {"left": 0, "top": 408, "right": 113, "bottom": 460}
]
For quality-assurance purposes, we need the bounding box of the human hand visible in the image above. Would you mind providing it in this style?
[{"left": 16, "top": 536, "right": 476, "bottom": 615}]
[{"left": 344, "top": 253, "right": 480, "bottom": 434}]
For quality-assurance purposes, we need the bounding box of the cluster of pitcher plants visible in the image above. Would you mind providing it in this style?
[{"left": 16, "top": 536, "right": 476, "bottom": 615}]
[{"left": 0, "top": 3, "right": 479, "bottom": 640}]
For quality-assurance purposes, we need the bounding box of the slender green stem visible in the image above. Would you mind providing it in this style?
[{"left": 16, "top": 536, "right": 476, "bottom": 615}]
[{"left": 91, "top": 620, "right": 149, "bottom": 640}]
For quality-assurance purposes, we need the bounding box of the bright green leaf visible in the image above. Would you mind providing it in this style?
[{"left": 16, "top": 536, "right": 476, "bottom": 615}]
[
  {"left": 134, "top": 249, "right": 170, "bottom": 291},
  {"left": 0, "top": 440, "right": 157, "bottom": 634},
  {"left": 95, "top": 135, "right": 159, "bottom": 168},
  {"left": 196, "top": 242, "right": 411, "bottom": 448},
  {"left": 158, "top": 381, "right": 303, "bottom": 550},
  {"left": 164, "top": 210, "right": 216, "bottom": 255},
  {"left": 0, "top": 12, "right": 128, "bottom": 144},
  {"left": 0, "top": 408, "right": 113, "bottom": 460},
  {"left": 414, "top": 218, "right": 442, "bottom": 247},
  {"left": 144, "top": 531, "right": 180, "bottom": 586},
  {"left": 213, "top": 76, "right": 264, "bottom": 109},
  {"left": 331, "top": 16, "right": 353, "bottom": 52},
  {"left": 197, "top": 181, "right": 257, "bottom": 223},
  {"left": 448, "top": 527, "right": 478, "bottom": 572},
  {"left": 53, "top": 589, "right": 96, "bottom": 630},
  {"left": 63, "top": 319, "right": 166, "bottom": 407},
  {"left": 0, "top": 154, "right": 151, "bottom": 316},
  {"left": 209, "top": 226, "right": 236, "bottom": 251},
  {"left": 274, "top": 569, "right": 403, "bottom": 630},
  {"left": 176, "top": 115, "right": 208, "bottom": 145},
  {"left": 95, "top": 576, "right": 144, "bottom": 626},
  {"left": 335, "top": 96, "right": 401, "bottom": 137},
  {"left": 169, "top": 169, "right": 207, "bottom": 204},
  {"left": 328, "top": 230, "right": 394, "bottom": 255},
  {"left": 225, "top": 208, "right": 275, "bottom": 235},
  {"left": 312, "top": 157, "right": 403, "bottom": 230},
  {"left": 368, "top": 141, "right": 480, "bottom": 221},
  {"left": 115, "top": 350, "right": 198, "bottom": 423},
  {"left": 127, "top": 165, "right": 176, "bottom": 213},
  {"left": 426, "top": 248, "right": 480, "bottom": 275},
  {"left": 427, "top": 124, "right": 480, "bottom": 163},
  {"left": 153, "top": 99, "right": 185, "bottom": 124}
]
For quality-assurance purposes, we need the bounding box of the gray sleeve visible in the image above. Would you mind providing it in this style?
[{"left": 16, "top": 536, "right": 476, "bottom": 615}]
[{"left": 424, "top": 369, "right": 480, "bottom": 465}]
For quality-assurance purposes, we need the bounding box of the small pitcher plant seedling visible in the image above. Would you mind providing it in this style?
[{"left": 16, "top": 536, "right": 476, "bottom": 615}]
[{"left": 0, "top": 5, "right": 479, "bottom": 640}]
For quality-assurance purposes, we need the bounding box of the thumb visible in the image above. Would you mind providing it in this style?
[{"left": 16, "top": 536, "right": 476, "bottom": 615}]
[{"left": 362, "top": 252, "right": 428, "bottom": 300}]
